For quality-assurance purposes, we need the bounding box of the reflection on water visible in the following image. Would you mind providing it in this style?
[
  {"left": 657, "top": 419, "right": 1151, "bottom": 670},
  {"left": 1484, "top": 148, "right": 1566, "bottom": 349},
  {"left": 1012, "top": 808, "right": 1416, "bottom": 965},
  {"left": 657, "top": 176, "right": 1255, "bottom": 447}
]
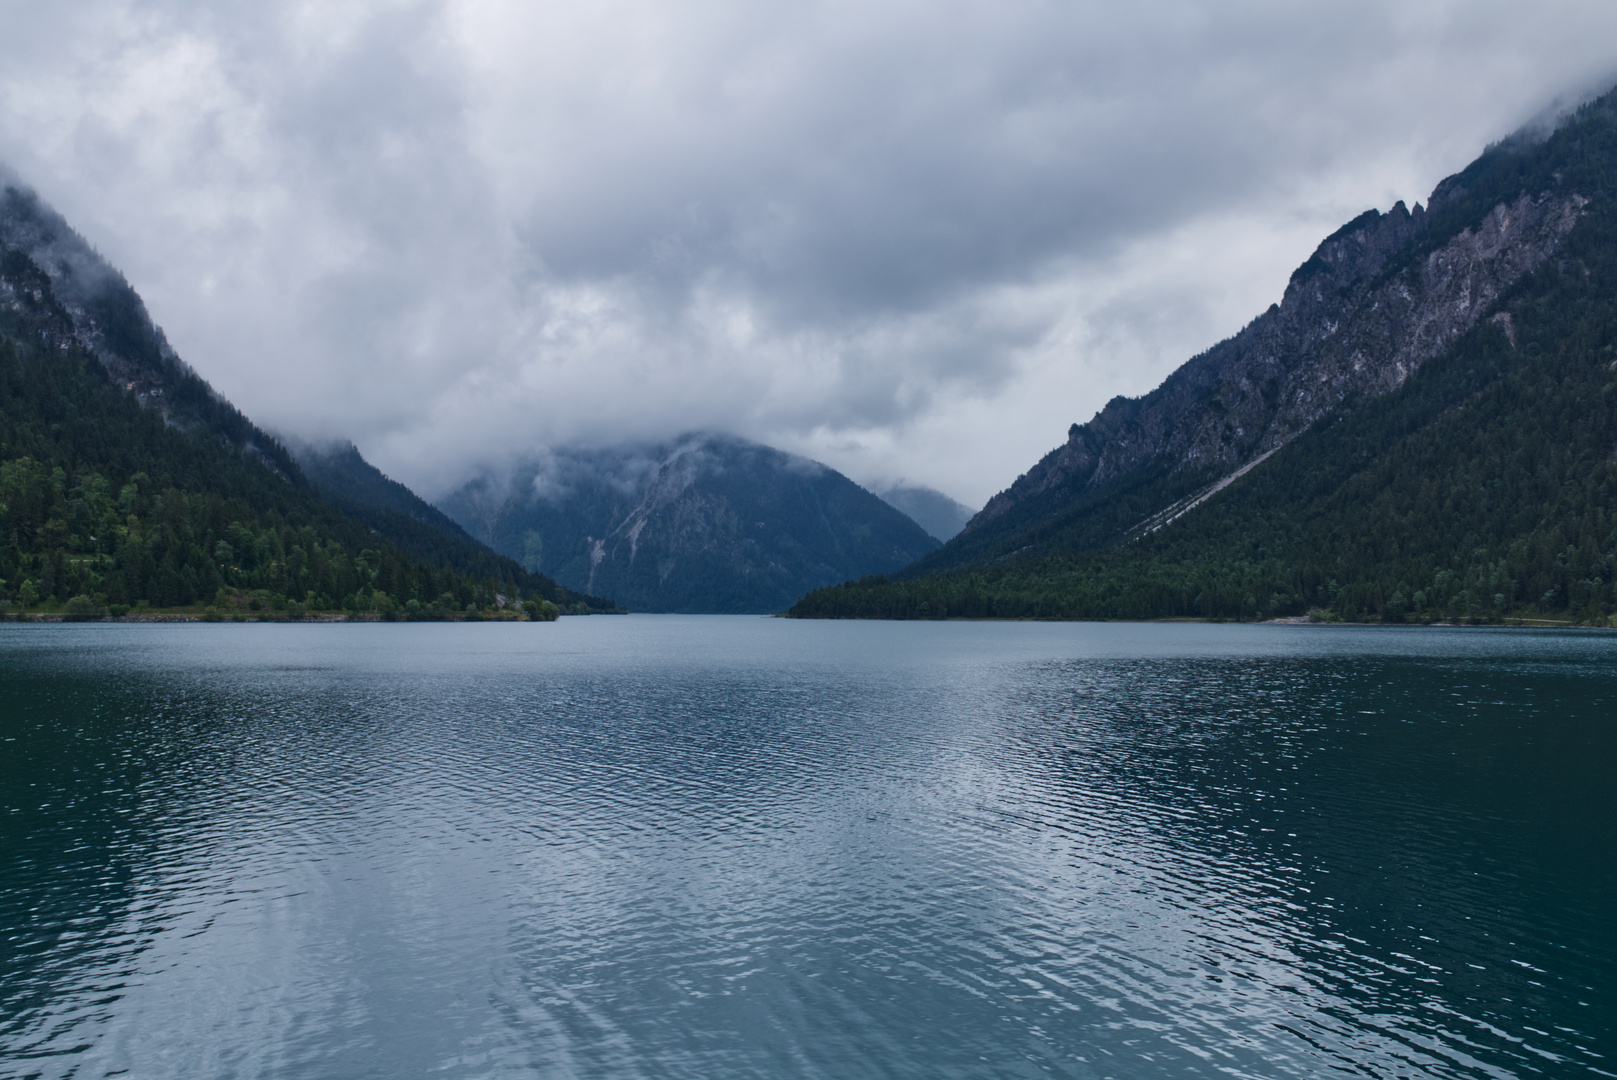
[{"left": 1, "top": 619, "right": 1612, "bottom": 1078}]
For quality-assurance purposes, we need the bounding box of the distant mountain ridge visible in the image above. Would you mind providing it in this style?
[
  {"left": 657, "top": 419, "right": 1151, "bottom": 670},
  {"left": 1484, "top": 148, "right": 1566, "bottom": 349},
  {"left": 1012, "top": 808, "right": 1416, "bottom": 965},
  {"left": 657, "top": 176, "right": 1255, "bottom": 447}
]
[
  {"left": 793, "top": 88, "right": 1617, "bottom": 624},
  {"left": 874, "top": 484, "right": 976, "bottom": 541},
  {"left": 440, "top": 434, "right": 940, "bottom": 613}
]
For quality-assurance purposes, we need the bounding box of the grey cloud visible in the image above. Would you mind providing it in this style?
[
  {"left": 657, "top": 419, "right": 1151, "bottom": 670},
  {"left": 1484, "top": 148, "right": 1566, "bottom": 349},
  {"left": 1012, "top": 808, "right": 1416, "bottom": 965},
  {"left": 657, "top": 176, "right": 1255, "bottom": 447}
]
[
  {"left": 1, "top": 0, "right": 1615, "bottom": 504},
  {"left": 489, "top": 1, "right": 1530, "bottom": 319}
]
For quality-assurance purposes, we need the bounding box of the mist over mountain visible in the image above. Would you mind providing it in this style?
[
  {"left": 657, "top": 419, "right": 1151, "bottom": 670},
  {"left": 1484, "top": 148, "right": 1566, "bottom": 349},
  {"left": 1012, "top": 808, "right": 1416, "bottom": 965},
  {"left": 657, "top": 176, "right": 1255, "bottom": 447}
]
[
  {"left": 793, "top": 89, "right": 1617, "bottom": 625},
  {"left": 0, "top": 178, "right": 607, "bottom": 618},
  {"left": 439, "top": 435, "right": 939, "bottom": 613},
  {"left": 873, "top": 485, "right": 977, "bottom": 542},
  {"left": 0, "top": 171, "right": 937, "bottom": 617},
  {"left": 278, "top": 437, "right": 586, "bottom": 597}
]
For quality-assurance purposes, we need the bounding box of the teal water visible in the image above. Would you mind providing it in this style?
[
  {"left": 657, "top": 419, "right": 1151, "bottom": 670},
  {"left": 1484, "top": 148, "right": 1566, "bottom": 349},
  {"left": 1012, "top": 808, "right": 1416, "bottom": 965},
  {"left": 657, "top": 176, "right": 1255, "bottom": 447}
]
[{"left": 0, "top": 618, "right": 1612, "bottom": 1079}]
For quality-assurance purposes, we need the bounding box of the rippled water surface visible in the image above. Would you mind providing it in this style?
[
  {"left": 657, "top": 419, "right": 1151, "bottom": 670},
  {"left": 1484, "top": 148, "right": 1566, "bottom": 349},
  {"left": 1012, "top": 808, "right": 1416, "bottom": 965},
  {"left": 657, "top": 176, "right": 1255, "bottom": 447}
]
[{"left": 1, "top": 618, "right": 1613, "bottom": 1079}]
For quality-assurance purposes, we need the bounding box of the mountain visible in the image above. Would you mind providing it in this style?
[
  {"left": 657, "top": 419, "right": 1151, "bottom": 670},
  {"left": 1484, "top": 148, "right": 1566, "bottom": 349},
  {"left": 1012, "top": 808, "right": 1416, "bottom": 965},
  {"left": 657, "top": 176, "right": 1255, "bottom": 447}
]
[
  {"left": 792, "top": 90, "right": 1617, "bottom": 625},
  {"left": 874, "top": 484, "right": 976, "bottom": 542},
  {"left": 0, "top": 177, "right": 610, "bottom": 618},
  {"left": 438, "top": 434, "right": 940, "bottom": 613},
  {"left": 1, "top": 175, "right": 302, "bottom": 480}
]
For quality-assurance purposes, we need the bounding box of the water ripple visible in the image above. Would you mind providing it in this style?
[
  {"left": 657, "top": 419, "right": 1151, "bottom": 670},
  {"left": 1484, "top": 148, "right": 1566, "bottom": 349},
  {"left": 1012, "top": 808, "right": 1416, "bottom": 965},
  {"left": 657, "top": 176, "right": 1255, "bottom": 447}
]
[{"left": 1, "top": 618, "right": 1612, "bottom": 1079}]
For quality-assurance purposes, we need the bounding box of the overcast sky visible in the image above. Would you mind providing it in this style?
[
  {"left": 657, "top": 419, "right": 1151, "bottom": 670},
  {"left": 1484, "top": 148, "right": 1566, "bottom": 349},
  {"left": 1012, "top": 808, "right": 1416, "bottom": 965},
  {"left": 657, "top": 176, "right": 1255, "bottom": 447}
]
[{"left": 1, "top": 0, "right": 1614, "bottom": 505}]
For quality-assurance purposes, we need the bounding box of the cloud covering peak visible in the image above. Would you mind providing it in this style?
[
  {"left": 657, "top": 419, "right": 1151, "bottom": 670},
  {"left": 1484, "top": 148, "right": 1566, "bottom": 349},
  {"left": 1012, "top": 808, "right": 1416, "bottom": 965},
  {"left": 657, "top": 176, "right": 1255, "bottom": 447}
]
[{"left": 1, "top": 0, "right": 1614, "bottom": 502}]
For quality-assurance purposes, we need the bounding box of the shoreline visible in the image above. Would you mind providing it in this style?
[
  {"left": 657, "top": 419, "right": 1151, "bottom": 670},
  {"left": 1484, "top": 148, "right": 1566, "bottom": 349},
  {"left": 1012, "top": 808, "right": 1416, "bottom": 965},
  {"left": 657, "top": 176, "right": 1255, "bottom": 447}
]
[
  {"left": 781, "top": 614, "right": 1613, "bottom": 628},
  {"left": 3, "top": 612, "right": 1609, "bottom": 629}
]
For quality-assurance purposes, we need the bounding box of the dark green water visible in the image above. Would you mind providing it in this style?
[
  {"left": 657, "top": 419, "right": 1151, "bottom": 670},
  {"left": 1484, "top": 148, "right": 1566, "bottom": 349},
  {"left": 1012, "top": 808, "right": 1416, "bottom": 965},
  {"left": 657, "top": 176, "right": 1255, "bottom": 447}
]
[{"left": 0, "top": 619, "right": 1612, "bottom": 1079}]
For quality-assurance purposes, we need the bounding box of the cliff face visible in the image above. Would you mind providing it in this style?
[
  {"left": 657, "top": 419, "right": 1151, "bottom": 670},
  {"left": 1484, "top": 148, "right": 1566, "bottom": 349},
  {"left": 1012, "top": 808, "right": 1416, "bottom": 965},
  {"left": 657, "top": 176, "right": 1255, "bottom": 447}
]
[
  {"left": 439, "top": 434, "right": 940, "bottom": 613},
  {"left": 968, "top": 190, "right": 1585, "bottom": 542}
]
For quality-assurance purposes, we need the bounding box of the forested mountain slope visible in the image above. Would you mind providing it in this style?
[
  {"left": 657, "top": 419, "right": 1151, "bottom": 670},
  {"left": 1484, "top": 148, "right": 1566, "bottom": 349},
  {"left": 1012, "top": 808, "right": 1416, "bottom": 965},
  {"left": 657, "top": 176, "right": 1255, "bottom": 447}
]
[
  {"left": 0, "top": 179, "right": 610, "bottom": 618},
  {"left": 440, "top": 434, "right": 939, "bottom": 613},
  {"left": 792, "top": 90, "right": 1617, "bottom": 624}
]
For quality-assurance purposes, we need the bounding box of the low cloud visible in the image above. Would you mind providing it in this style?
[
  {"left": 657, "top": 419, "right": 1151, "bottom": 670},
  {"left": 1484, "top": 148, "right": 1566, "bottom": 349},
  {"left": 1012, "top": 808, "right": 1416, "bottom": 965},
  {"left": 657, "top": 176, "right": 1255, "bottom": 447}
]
[{"left": 1, "top": 0, "right": 1614, "bottom": 503}]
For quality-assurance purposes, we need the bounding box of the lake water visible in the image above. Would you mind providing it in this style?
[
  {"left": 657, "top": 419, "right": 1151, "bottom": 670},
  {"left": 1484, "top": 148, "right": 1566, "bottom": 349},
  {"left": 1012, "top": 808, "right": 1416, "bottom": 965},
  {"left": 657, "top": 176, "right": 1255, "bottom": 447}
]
[{"left": 0, "top": 618, "right": 1612, "bottom": 1079}]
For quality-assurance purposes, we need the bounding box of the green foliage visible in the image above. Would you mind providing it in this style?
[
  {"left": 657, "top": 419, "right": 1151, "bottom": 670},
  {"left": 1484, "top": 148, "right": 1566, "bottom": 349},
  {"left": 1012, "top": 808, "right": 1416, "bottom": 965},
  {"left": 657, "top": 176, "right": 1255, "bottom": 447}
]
[
  {"left": 62, "top": 594, "right": 99, "bottom": 620},
  {"left": 523, "top": 598, "right": 561, "bottom": 621}
]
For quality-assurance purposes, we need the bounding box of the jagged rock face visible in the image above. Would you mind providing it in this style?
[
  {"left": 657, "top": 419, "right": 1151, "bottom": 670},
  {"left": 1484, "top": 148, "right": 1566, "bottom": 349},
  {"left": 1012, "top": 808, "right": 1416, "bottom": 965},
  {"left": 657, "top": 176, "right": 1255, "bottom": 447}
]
[
  {"left": 438, "top": 434, "right": 940, "bottom": 613},
  {"left": 0, "top": 246, "right": 78, "bottom": 350},
  {"left": 969, "top": 187, "right": 1585, "bottom": 534}
]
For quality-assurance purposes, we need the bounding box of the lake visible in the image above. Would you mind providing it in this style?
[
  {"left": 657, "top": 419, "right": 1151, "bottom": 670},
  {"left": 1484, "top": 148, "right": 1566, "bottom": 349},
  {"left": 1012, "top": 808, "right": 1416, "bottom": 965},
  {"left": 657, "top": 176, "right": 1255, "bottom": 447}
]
[{"left": 1, "top": 618, "right": 1612, "bottom": 1079}]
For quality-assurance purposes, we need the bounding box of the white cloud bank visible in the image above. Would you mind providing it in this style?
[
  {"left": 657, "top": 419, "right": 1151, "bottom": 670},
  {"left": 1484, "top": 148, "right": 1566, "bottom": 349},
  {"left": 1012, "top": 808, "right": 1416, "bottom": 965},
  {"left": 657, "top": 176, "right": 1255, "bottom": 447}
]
[{"left": 0, "top": 0, "right": 1614, "bottom": 504}]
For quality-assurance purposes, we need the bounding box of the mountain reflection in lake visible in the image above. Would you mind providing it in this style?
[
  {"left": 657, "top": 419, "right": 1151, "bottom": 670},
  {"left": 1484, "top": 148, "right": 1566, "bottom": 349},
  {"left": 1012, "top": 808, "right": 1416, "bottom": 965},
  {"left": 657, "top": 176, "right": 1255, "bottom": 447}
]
[{"left": 1, "top": 618, "right": 1612, "bottom": 1079}]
